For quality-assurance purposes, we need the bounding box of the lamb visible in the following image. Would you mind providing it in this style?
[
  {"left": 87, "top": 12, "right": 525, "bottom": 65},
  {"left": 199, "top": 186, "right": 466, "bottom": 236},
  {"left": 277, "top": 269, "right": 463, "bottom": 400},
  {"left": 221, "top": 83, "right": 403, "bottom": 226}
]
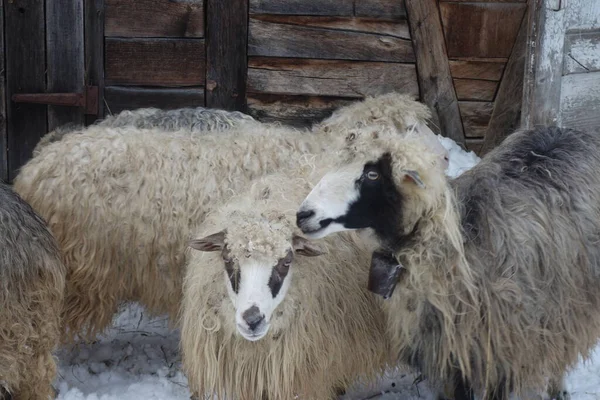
[
  {"left": 32, "top": 106, "right": 255, "bottom": 157},
  {"left": 181, "top": 171, "right": 392, "bottom": 399},
  {"left": 0, "top": 182, "right": 66, "bottom": 400},
  {"left": 295, "top": 125, "right": 600, "bottom": 400},
  {"left": 13, "top": 92, "right": 445, "bottom": 342}
]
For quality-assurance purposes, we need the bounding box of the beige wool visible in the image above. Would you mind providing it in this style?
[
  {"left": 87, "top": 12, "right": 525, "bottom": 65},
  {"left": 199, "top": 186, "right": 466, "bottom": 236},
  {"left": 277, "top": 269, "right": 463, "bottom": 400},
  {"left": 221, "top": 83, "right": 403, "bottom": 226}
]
[
  {"left": 181, "top": 171, "right": 393, "bottom": 399},
  {"left": 13, "top": 92, "right": 443, "bottom": 341}
]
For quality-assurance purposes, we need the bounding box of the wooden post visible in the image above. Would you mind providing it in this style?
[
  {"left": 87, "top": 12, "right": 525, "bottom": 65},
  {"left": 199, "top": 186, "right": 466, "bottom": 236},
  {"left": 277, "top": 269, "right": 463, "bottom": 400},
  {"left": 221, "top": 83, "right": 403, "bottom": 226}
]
[
  {"left": 85, "top": 0, "right": 105, "bottom": 124},
  {"left": 521, "top": 0, "right": 566, "bottom": 129},
  {"left": 47, "top": 0, "right": 85, "bottom": 131},
  {"left": 405, "top": 0, "right": 466, "bottom": 146},
  {"left": 0, "top": 0, "right": 7, "bottom": 182},
  {"left": 480, "top": 6, "right": 529, "bottom": 155},
  {"left": 205, "top": 0, "right": 248, "bottom": 111},
  {"left": 5, "top": 0, "right": 47, "bottom": 182}
]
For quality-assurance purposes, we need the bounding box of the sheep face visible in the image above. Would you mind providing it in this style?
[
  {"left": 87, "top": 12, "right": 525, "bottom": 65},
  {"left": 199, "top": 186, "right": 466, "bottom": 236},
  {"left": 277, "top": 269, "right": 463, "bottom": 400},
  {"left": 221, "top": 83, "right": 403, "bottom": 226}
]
[
  {"left": 296, "top": 136, "right": 440, "bottom": 250},
  {"left": 190, "top": 231, "right": 324, "bottom": 341}
]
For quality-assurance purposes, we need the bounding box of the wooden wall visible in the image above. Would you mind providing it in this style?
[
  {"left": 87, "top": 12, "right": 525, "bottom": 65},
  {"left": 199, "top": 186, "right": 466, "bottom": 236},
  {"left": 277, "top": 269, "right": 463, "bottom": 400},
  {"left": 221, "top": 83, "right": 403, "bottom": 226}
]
[
  {"left": 246, "top": 0, "right": 418, "bottom": 126},
  {"left": 104, "top": 0, "right": 206, "bottom": 114}
]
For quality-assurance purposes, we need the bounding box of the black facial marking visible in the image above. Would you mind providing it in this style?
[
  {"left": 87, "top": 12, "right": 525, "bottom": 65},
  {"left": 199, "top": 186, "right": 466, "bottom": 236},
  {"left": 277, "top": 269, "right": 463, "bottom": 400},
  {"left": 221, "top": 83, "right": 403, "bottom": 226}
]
[
  {"left": 268, "top": 250, "right": 293, "bottom": 298},
  {"left": 332, "top": 153, "right": 407, "bottom": 251},
  {"left": 222, "top": 248, "right": 240, "bottom": 293}
]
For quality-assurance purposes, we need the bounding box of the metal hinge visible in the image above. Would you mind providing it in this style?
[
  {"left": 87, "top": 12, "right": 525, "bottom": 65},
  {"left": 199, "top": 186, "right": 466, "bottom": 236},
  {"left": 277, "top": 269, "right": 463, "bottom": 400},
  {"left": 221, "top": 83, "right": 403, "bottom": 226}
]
[{"left": 11, "top": 85, "right": 99, "bottom": 115}]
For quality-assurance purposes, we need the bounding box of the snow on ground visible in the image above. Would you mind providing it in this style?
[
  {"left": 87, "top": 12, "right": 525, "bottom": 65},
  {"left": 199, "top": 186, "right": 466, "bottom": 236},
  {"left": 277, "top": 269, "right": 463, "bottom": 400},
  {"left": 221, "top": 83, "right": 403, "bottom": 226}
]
[{"left": 53, "top": 137, "right": 600, "bottom": 400}]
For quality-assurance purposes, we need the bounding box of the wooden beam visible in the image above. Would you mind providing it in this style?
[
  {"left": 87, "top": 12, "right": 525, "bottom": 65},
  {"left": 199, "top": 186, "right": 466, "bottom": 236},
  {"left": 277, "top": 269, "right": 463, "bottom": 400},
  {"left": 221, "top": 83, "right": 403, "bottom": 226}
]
[
  {"left": 481, "top": 6, "right": 528, "bottom": 155},
  {"left": 453, "top": 78, "right": 498, "bottom": 101},
  {"left": 249, "top": 0, "right": 406, "bottom": 18},
  {"left": 521, "top": 0, "right": 566, "bottom": 129},
  {"left": 205, "top": 0, "right": 248, "bottom": 111},
  {"left": 0, "top": 0, "right": 6, "bottom": 182},
  {"left": 5, "top": 0, "right": 47, "bottom": 181},
  {"left": 247, "top": 57, "right": 419, "bottom": 98},
  {"left": 47, "top": 0, "right": 85, "bottom": 131},
  {"left": 459, "top": 101, "right": 494, "bottom": 138},
  {"left": 405, "top": 0, "right": 465, "bottom": 145},
  {"left": 248, "top": 16, "right": 414, "bottom": 62},
  {"left": 105, "top": 0, "right": 204, "bottom": 38},
  {"left": 105, "top": 38, "right": 206, "bottom": 87},
  {"left": 85, "top": 0, "right": 105, "bottom": 123}
]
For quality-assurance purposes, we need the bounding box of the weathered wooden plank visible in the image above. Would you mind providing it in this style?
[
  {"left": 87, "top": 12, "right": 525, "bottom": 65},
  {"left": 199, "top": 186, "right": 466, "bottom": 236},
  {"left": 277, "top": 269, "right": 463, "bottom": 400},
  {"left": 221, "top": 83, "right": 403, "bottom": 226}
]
[
  {"left": 564, "top": 30, "right": 600, "bottom": 74},
  {"left": 105, "top": 38, "right": 206, "bottom": 87},
  {"left": 522, "top": 0, "right": 566, "bottom": 128},
  {"left": 405, "top": 0, "right": 465, "bottom": 144},
  {"left": 248, "top": 17, "right": 414, "bottom": 62},
  {"left": 565, "top": 0, "right": 600, "bottom": 31},
  {"left": 251, "top": 15, "right": 410, "bottom": 39},
  {"left": 104, "top": 86, "right": 205, "bottom": 115},
  {"left": 449, "top": 60, "right": 505, "bottom": 80},
  {"left": 85, "top": 0, "right": 105, "bottom": 123},
  {"left": 47, "top": 0, "right": 85, "bottom": 131},
  {"left": 249, "top": 0, "right": 406, "bottom": 18},
  {"left": 105, "top": 0, "right": 204, "bottom": 38},
  {"left": 247, "top": 58, "right": 419, "bottom": 98},
  {"left": 481, "top": 8, "right": 528, "bottom": 155},
  {"left": 442, "top": 0, "right": 526, "bottom": 2},
  {"left": 440, "top": 2, "right": 527, "bottom": 58},
  {"left": 560, "top": 71, "right": 600, "bottom": 131},
  {"left": 5, "top": 0, "right": 47, "bottom": 181},
  {"left": 206, "top": 0, "right": 248, "bottom": 111},
  {"left": 0, "top": 0, "right": 6, "bottom": 181},
  {"left": 458, "top": 101, "right": 493, "bottom": 138},
  {"left": 247, "top": 94, "right": 354, "bottom": 127},
  {"left": 454, "top": 79, "right": 498, "bottom": 101},
  {"left": 466, "top": 138, "right": 484, "bottom": 155}
]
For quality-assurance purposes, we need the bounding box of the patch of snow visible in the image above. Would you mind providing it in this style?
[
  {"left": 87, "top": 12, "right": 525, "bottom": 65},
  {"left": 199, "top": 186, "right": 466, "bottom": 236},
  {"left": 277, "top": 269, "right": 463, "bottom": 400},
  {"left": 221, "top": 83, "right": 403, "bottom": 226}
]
[{"left": 52, "top": 137, "right": 600, "bottom": 399}]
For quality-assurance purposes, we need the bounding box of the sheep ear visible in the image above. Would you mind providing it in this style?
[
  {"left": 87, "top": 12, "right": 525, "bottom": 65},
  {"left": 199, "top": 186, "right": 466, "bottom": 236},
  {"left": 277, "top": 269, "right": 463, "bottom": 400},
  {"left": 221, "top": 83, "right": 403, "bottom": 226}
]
[
  {"left": 292, "top": 235, "right": 326, "bottom": 257},
  {"left": 403, "top": 170, "right": 425, "bottom": 189},
  {"left": 189, "top": 230, "right": 226, "bottom": 252}
]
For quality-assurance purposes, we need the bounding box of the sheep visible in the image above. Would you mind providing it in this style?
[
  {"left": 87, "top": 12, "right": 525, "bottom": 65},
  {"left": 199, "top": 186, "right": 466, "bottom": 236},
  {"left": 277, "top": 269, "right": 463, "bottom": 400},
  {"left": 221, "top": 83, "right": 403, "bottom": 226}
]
[
  {"left": 181, "top": 170, "right": 393, "bottom": 399},
  {"left": 0, "top": 182, "right": 66, "bottom": 400},
  {"left": 295, "top": 125, "right": 600, "bottom": 400},
  {"left": 32, "top": 106, "right": 256, "bottom": 157},
  {"left": 13, "top": 92, "right": 446, "bottom": 342}
]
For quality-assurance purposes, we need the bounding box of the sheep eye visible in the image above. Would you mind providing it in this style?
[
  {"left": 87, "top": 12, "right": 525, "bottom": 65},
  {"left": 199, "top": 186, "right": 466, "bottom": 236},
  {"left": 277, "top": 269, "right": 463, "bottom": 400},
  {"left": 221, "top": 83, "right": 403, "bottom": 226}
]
[{"left": 366, "top": 171, "right": 380, "bottom": 180}]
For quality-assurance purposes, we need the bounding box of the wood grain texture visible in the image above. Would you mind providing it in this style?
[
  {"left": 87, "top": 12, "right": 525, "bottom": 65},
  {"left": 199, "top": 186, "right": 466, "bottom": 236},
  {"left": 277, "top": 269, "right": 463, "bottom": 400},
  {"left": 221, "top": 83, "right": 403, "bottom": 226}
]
[
  {"left": 522, "top": 0, "right": 566, "bottom": 128},
  {"left": 85, "top": 0, "right": 105, "bottom": 123},
  {"left": 454, "top": 78, "right": 498, "bottom": 101},
  {"left": 105, "top": 38, "right": 206, "bottom": 87},
  {"left": 449, "top": 60, "right": 505, "bottom": 80},
  {"left": 440, "top": 2, "right": 527, "bottom": 58},
  {"left": 249, "top": 0, "right": 406, "bottom": 18},
  {"left": 251, "top": 15, "right": 410, "bottom": 39},
  {"left": 5, "top": 0, "right": 47, "bottom": 181},
  {"left": 560, "top": 71, "right": 600, "bottom": 131},
  {"left": 105, "top": 0, "right": 204, "bottom": 38},
  {"left": 0, "top": 0, "right": 6, "bottom": 181},
  {"left": 459, "top": 101, "right": 493, "bottom": 138},
  {"left": 442, "top": 0, "right": 526, "bottom": 2},
  {"left": 47, "top": 0, "right": 85, "bottom": 131},
  {"left": 564, "top": 30, "right": 600, "bottom": 74},
  {"left": 248, "top": 94, "right": 354, "bottom": 127},
  {"left": 104, "top": 86, "right": 205, "bottom": 115},
  {"left": 205, "top": 0, "right": 248, "bottom": 111},
  {"left": 247, "top": 58, "right": 419, "bottom": 98},
  {"left": 465, "top": 138, "right": 484, "bottom": 155},
  {"left": 481, "top": 8, "right": 528, "bottom": 155},
  {"left": 405, "top": 0, "right": 465, "bottom": 144},
  {"left": 248, "top": 16, "right": 414, "bottom": 62}
]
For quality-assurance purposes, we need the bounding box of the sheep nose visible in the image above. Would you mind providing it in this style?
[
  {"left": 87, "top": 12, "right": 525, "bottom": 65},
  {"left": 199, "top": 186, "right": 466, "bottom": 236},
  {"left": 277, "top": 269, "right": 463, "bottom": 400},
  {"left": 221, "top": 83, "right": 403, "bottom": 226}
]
[
  {"left": 242, "top": 306, "right": 264, "bottom": 331},
  {"left": 296, "top": 209, "right": 315, "bottom": 226}
]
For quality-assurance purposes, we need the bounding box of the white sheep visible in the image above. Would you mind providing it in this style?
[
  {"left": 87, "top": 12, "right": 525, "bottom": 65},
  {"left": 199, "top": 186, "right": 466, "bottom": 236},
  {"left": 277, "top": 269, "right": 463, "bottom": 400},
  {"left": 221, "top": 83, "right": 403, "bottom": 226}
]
[
  {"left": 181, "top": 170, "right": 393, "bottom": 399},
  {"left": 296, "top": 125, "right": 600, "bottom": 400},
  {"left": 13, "top": 93, "right": 446, "bottom": 341}
]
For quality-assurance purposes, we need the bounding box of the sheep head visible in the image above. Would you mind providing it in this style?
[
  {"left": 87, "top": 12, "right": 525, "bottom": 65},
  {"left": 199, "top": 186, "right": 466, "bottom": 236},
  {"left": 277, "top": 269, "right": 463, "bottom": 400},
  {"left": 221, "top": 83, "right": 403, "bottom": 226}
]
[{"left": 189, "top": 224, "right": 324, "bottom": 342}]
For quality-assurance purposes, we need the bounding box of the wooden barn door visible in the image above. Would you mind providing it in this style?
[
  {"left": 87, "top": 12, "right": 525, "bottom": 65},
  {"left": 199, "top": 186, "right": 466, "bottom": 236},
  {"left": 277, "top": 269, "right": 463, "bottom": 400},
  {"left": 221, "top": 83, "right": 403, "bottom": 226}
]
[{"left": 2, "top": 0, "right": 101, "bottom": 182}]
